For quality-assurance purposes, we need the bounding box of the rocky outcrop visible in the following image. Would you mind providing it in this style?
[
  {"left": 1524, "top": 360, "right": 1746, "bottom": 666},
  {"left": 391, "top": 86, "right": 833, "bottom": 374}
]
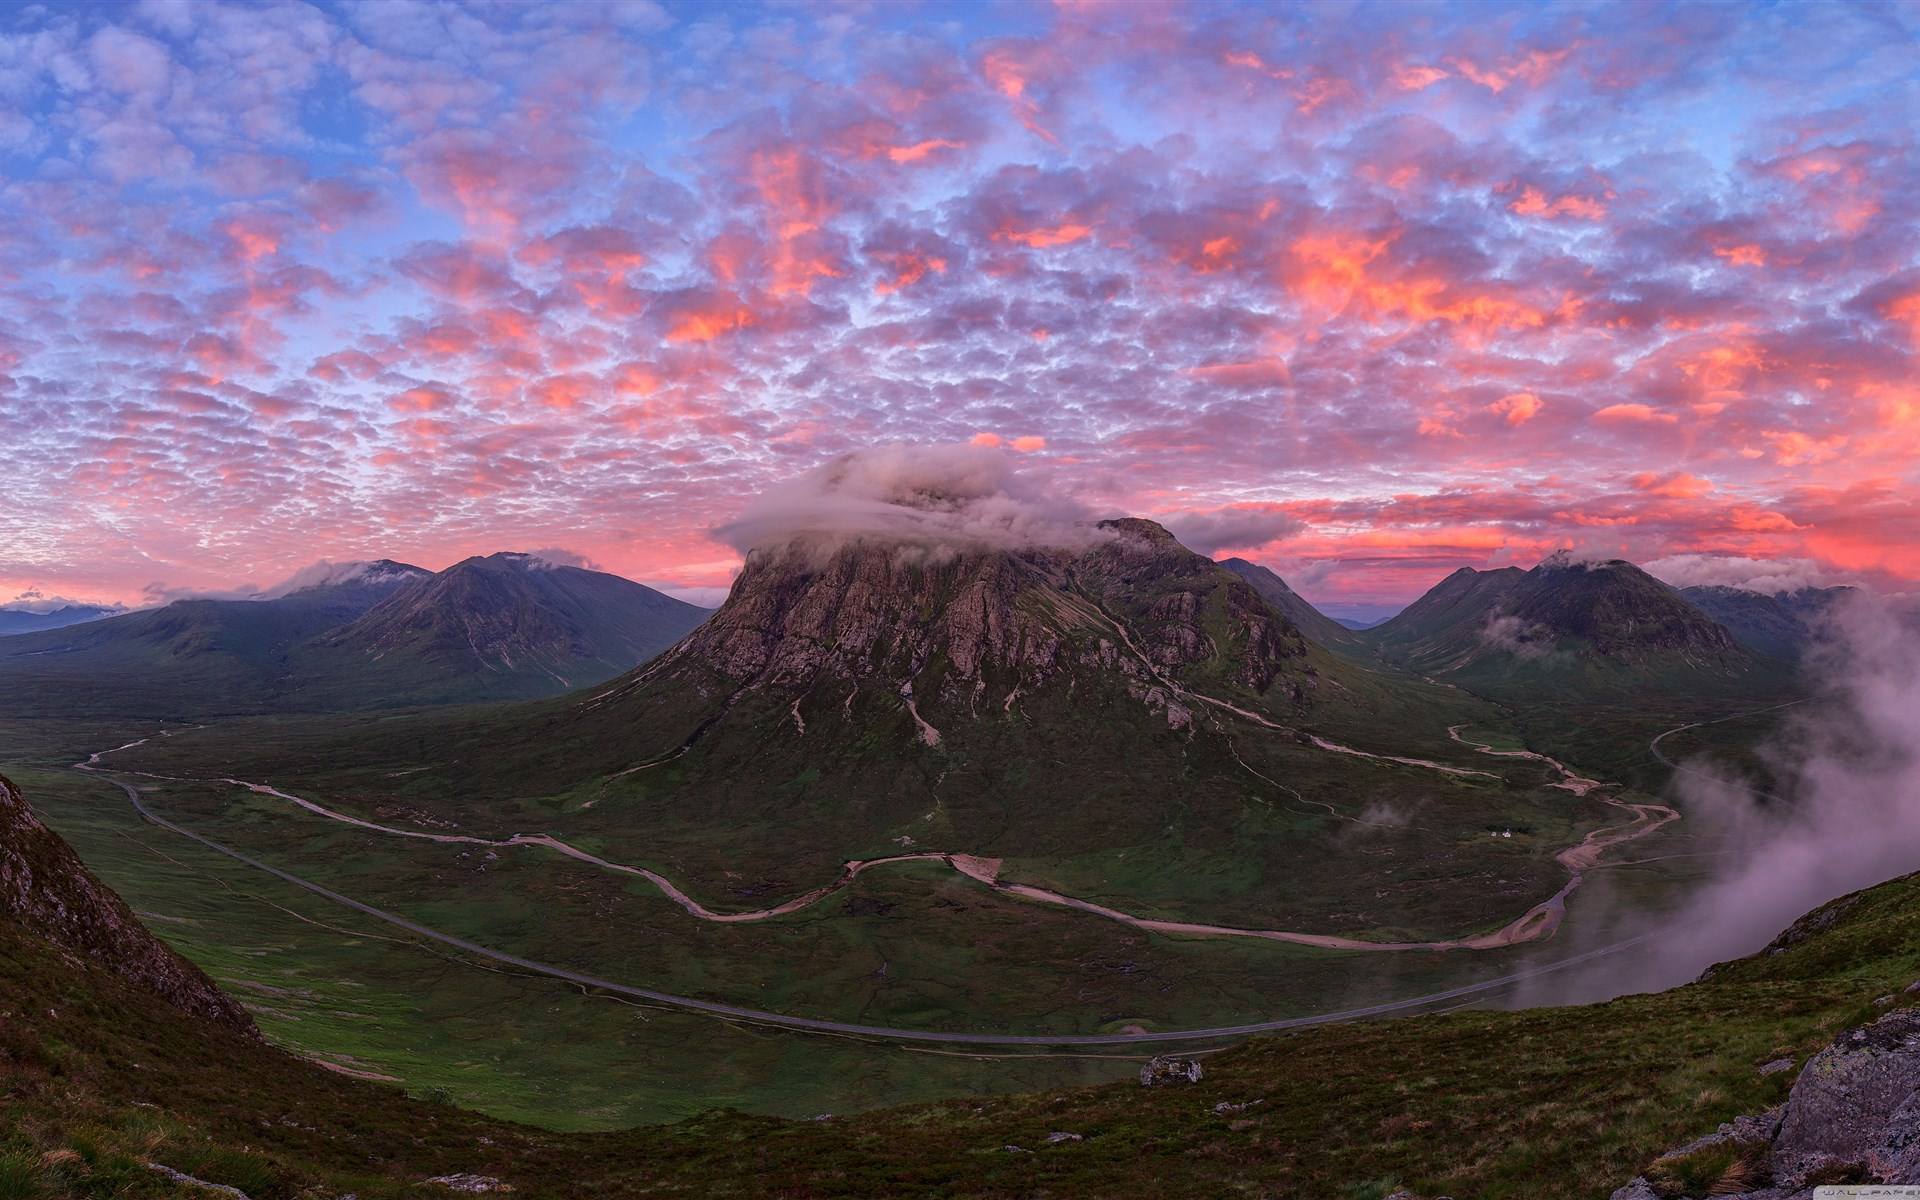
[
  {"left": 656, "top": 519, "right": 1318, "bottom": 727},
  {"left": 1613, "top": 1005, "right": 1920, "bottom": 1199},
  {"left": 1139, "top": 1055, "right": 1205, "bottom": 1086},
  {"left": 0, "top": 773, "right": 256, "bottom": 1034},
  {"left": 426, "top": 1175, "right": 514, "bottom": 1193}
]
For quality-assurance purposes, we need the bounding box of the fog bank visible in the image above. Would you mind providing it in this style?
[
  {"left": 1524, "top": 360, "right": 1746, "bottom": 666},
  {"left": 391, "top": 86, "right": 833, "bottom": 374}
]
[{"left": 1608, "top": 594, "right": 1920, "bottom": 991}]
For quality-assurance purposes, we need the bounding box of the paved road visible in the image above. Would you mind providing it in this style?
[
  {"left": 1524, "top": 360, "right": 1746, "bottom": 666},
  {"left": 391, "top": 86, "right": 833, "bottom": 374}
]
[
  {"left": 1649, "top": 701, "right": 1804, "bottom": 805},
  {"left": 80, "top": 766, "right": 1652, "bottom": 1048}
]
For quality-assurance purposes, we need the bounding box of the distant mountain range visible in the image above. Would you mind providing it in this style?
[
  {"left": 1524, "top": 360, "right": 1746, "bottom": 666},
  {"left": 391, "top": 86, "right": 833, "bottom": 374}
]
[
  {"left": 1677, "top": 583, "right": 1853, "bottom": 661},
  {"left": 126, "top": 519, "right": 1534, "bottom": 933},
  {"left": 0, "top": 554, "right": 708, "bottom": 718},
  {"left": 0, "top": 603, "right": 122, "bottom": 635},
  {"left": 1223, "top": 552, "right": 1842, "bottom": 671}
]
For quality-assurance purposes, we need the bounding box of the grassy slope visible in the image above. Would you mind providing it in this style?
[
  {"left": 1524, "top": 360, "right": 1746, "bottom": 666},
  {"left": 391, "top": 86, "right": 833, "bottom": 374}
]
[
  {"left": 7, "top": 752, "right": 1633, "bottom": 1123},
  {"left": 3, "top": 844, "right": 1916, "bottom": 1199}
]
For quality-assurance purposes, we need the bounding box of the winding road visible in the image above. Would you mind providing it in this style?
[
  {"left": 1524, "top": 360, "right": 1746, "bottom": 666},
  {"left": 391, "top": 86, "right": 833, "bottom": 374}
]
[
  {"left": 84, "top": 719, "right": 1674, "bottom": 955},
  {"left": 74, "top": 760, "right": 1653, "bottom": 1046},
  {"left": 1649, "top": 701, "right": 1804, "bottom": 805},
  {"left": 60, "top": 702, "right": 1759, "bottom": 1046}
]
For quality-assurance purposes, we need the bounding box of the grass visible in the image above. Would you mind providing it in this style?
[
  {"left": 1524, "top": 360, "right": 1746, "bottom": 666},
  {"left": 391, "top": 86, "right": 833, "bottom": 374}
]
[
  {"left": 3, "top": 857, "right": 1919, "bottom": 1197},
  {"left": 0, "top": 689, "right": 1744, "bottom": 1133},
  {"left": 1643, "top": 1136, "right": 1770, "bottom": 1198}
]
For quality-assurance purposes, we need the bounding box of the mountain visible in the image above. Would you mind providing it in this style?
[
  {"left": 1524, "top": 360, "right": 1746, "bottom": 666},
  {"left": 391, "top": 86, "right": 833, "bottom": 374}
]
[
  {"left": 1333, "top": 615, "right": 1389, "bottom": 630},
  {"left": 0, "top": 555, "right": 706, "bottom": 717},
  {"left": 313, "top": 552, "right": 711, "bottom": 702},
  {"left": 121, "top": 519, "right": 1512, "bottom": 940},
  {"left": 1217, "top": 557, "right": 1363, "bottom": 650},
  {"left": 0, "top": 561, "right": 432, "bottom": 717},
  {"left": 1366, "top": 553, "right": 1754, "bottom": 681},
  {"left": 1678, "top": 584, "right": 1853, "bottom": 661},
  {"left": 1360, "top": 553, "right": 1793, "bottom": 781},
  {"left": 0, "top": 603, "right": 121, "bottom": 635},
  {"left": 1363, "top": 564, "right": 1526, "bottom": 668}
]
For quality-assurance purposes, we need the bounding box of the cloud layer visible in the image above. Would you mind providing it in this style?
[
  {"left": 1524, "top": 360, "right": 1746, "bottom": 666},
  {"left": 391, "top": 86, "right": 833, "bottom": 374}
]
[
  {"left": 0, "top": 1, "right": 1914, "bottom": 608},
  {"left": 713, "top": 443, "right": 1097, "bottom": 555}
]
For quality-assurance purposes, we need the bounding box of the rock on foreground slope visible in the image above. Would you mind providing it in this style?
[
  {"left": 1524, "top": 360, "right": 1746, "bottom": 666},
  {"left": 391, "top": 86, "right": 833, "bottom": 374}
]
[
  {"left": 1615, "top": 1004, "right": 1920, "bottom": 1199},
  {"left": 0, "top": 773, "right": 255, "bottom": 1033}
]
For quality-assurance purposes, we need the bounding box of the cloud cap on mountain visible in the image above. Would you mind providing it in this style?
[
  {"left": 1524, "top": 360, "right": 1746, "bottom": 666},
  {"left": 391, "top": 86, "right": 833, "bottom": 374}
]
[{"left": 711, "top": 443, "right": 1102, "bottom": 556}]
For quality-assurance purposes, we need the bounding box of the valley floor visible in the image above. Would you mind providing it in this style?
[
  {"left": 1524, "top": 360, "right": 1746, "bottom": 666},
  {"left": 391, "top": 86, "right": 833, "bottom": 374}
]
[
  {"left": 0, "top": 700, "right": 1753, "bottom": 1128},
  {"left": 3, "top": 855, "right": 1916, "bottom": 1199}
]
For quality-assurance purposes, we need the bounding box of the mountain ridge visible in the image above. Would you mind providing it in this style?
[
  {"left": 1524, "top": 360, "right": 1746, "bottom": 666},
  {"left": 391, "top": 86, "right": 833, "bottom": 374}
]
[
  {"left": 1678, "top": 583, "right": 1854, "bottom": 661},
  {"left": 1216, "top": 556, "right": 1364, "bottom": 651},
  {"left": 1365, "top": 554, "right": 1754, "bottom": 680},
  {"left": 0, "top": 554, "right": 707, "bottom": 717}
]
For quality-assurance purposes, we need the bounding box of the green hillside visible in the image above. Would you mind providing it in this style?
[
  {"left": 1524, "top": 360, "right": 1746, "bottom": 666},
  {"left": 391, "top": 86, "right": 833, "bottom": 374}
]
[{"left": 3, "top": 755, "right": 1915, "bottom": 1199}]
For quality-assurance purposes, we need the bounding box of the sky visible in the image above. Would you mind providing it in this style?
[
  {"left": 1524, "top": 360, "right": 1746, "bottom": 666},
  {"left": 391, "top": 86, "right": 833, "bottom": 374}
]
[{"left": 1, "top": 0, "right": 1916, "bottom": 612}]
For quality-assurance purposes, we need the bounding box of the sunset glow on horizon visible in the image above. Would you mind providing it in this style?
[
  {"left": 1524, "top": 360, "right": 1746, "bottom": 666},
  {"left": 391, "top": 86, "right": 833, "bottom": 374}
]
[{"left": 2, "top": 0, "right": 1916, "bottom": 613}]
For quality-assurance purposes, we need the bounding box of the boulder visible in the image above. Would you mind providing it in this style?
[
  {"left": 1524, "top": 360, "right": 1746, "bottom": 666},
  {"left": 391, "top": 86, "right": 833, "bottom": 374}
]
[
  {"left": 425, "top": 1177, "right": 513, "bottom": 1194},
  {"left": 1774, "top": 1007, "right": 1920, "bottom": 1169},
  {"left": 1615, "top": 1007, "right": 1920, "bottom": 1198},
  {"left": 1139, "top": 1055, "right": 1204, "bottom": 1086}
]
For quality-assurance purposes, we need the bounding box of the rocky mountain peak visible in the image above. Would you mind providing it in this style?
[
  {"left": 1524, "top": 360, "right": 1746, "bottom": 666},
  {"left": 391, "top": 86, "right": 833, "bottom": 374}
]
[{"left": 653, "top": 520, "right": 1317, "bottom": 732}]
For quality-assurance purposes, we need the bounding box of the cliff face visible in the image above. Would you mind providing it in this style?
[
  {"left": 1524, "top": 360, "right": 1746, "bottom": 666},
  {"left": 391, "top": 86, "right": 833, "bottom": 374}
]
[
  {"left": 0, "top": 773, "right": 256, "bottom": 1035},
  {"left": 653, "top": 518, "right": 1316, "bottom": 723}
]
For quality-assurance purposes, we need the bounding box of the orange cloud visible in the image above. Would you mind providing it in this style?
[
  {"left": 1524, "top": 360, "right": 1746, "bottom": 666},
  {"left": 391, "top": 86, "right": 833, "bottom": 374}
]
[
  {"left": 1763, "top": 430, "right": 1846, "bottom": 465},
  {"left": 1488, "top": 392, "right": 1542, "bottom": 425},
  {"left": 1882, "top": 291, "right": 1920, "bottom": 343},
  {"left": 1509, "top": 186, "right": 1607, "bottom": 220},
  {"left": 1593, "top": 403, "right": 1677, "bottom": 424},
  {"left": 981, "top": 47, "right": 1059, "bottom": 144},
  {"left": 666, "top": 299, "right": 758, "bottom": 343},
  {"left": 970, "top": 432, "right": 1046, "bottom": 452},
  {"left": 1629, "top": 471, "right": 1713, "bottom": 498},
  {"left": 612, "top": 363, "right": 659, "bottom": 396},
  {"left": 749, "top": 146, "right": 843, "bottom": 296},
  {"left": 1713, "top": 243, "right": 1767, "bottom": 267},
  {"left": 887, "top": 138, "right": 964, "bottom": 164},
  {"left": 994, "top": 222, "right": 1091, "bottom": 249},
  {"left": 531, "top": 374, "right": 594, "bottom": 410},
  {"left": 873, "top": 251, "right": 947, "bottom": 295},
  {"left": 1287, "top": 233, "right": 1547, "bottom": 336},
  {"left": 388, "top": 386, "right": 455, "bottom": 412},
  {"left": 1447, "top": 47, "right": 1569, "bottom": 93},
  {"left": 1223, "top": 49, "right": 1291, "bottom": 80},
  {"left": 220, "top": 218, "right": 280, "bottom": 264},
  {"left": 1393, "top": 64, "right": 1450, "bottom": 90}
]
